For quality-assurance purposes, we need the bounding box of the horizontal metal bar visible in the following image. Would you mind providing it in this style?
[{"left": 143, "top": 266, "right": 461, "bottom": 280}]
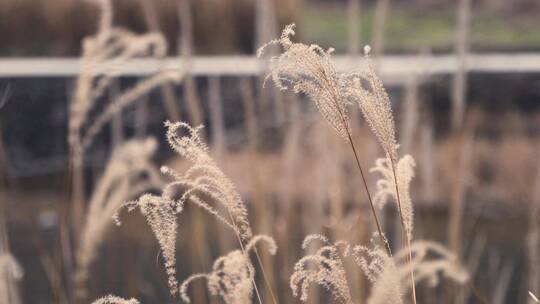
[{"left": 1, "top": 54, "right": 540, "bottom": 80}]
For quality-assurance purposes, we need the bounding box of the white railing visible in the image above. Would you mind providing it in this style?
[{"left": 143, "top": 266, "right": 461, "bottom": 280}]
[{"left": 1, "top": 53, "right": 540, "bottom": 84}]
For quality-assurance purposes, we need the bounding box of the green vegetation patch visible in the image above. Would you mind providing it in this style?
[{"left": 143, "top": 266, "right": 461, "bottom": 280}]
[{"left": 300, "top": 5, "right": 540, "bottom": 53}]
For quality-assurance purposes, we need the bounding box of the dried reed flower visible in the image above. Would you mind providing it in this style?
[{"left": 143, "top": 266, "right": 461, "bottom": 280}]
[
  {"left": 258, "top": 24, "right": 398, "bottom": 161},
  {"left": 370, "top": 155, "right": 416, "bottom": 241},
  {"left": 69, "top": 0, "right": 182, "bottom": 235},
  {"left": 395, "top": 240, "right": 469, "bottom": 288},
  {"left": 258, "top": 24, "right": 397, "bottom": 255},
  {"left": 257, "top": 23, "right": 351, "bottom": 141},
  {"left": 91, "top": 295, "right": 139, "bottom": 304},
  {"left": 69, "top": 0, "right": 181, "bottom": 153},
  {"left": 352, "top": 47, "right": 398, "bottom": 161},
  {"left": 162, "top": 121, "right": 252, "bottom": 240},
  {"left": 115, "top": 122, "right": 255, "bottom": 296},
  {"left": 76, "top": 138, "right": 162, "bottom": 297},
  {"left": 353, "top": 237, "right": 468, "bottom": 304},
  {"left": 180, "top": 235, "right": 276, "bottom": 304},
  {"left": 290, "top": 234, "right": 353, "bottom": 303},
  {"left": 293, "top": 234, "right": 468, "bottom": 304},
  {"left": 117, "top": 194, "right": 180, "bottom": 296},
  {"left": 353, "top": 239, "right": 403, "bottom": 304}
]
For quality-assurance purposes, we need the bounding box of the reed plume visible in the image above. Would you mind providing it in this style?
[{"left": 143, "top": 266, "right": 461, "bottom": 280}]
[
  {"left": 370, "top": 155, "right": 416, "bottom": 241},
  {"left": 91, "top": 295, "right": 139, "bottom": 304},
  {"left": 69, "top": 0, "right": 182, "bottom": 229},
  {"left": 354, "top": 237, "right": 469, "bottom": 304},
  {"left": 180, "top": 235, "right": 276, "bottom": 304},
  {"left": 161, "top": 121, "right": 252, "bottom": 240},
  {"left": 257, "top": 23, "right": 351, "bottom": 141},
  {"left": 353, "top": 236, "right": 403, "bottom": 304},
  {"left": 75, "top": 138, "right": 162, "bottom": 298},
  {"left": 114, "top": 122, "right": 272, "bottom": 298},
  {"left": 259, "top": 23, "right": 390, "bottom": 255},
  {"left": 290, "top": 234, "right": 353, "bottom": 303},
  {"left": 351, "top": 47, "right": 398, "bottom": 161},
  {"left": 292, "top": 233, "right": 468, "bottom": 304}
]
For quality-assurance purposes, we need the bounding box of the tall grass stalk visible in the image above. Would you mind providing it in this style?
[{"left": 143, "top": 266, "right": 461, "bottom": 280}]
[
  {"left": 138, "top": 0, "right": 181, "bottom": 122},
  {"left": 240, "top": 78, "right": 280, "bottom": 304},
  {"left": 178, "top": 0, "right": 204, "bottom": 127},
  {"left": 258, "top": 23, "right": 392, "bottom": 255}
]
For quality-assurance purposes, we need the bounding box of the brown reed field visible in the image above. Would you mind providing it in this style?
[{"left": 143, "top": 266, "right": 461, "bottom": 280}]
[{"left": 1, "top": 0, "right": 540, "bottom": 304}]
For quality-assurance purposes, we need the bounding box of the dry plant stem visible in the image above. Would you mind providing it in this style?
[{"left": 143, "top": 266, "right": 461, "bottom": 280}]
[
  {"left": 390, "top": 161, "right": 417, "bottom": 304},
  {"left": 253, "top": 248, "right": 279, "bottom": 304},
  {"left": 346, "top": 132, "right": 391, "bottom": 257},
  {"left": 317, "top": 66, "right": 391, "bottom": 257},
  {"left": 223, "top": 209, "right": 264, "bottom": 304},
  {"left": 138, "top": 0, "right": 181, "bottom": 122}
]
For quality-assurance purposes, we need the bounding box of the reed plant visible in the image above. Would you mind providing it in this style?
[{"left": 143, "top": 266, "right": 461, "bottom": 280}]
[{"left": 86, "top": 22, "right": 471, "bottom": 304}]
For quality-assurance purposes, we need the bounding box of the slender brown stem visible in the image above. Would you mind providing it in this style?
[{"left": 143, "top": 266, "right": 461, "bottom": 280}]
[
  {"left": 346, "top": 132, "right": 392, "bottom": 256},
  {"left": 315, "top": 64, "right": 392, "bottom": 256},
  {"left": 224, "top": 209, "right": 264, "bottom": 304},
  {"left": 254, "top": 248, "right": 279, "bottom": 304}
]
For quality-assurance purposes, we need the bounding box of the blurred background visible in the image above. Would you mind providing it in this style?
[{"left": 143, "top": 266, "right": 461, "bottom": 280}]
[{"left": 0, "top": 0, "right": 539, "bottom": 303}]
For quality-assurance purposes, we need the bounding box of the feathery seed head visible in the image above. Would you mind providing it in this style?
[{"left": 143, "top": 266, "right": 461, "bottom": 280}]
[
  {"left": 371, "top": 155, "right": 416, "bottom": 241},
  {"left": 181, "top": 235, "right": 275, "bottom": 304},
  {"left": 91, "top": 295, "right": 139, "bottom": 304},
  {"left": 291, "top": 235, "right": 353, "bottom": 304},
  {"left": 162, "top": 121, "right": 252, "bottom": 240},
  {"left": 258, "top": 23, "right": 352, "bottom": 141},
  {"left": 352, "top": 53, "right": 398, "bottom": 161}
]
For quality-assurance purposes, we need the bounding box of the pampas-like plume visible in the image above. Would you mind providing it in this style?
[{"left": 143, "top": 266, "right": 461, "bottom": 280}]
[
  {"left": 370, "top": 155, "right": 416, "bottom": 241},
  {"left": 69, "top": 0, "right": 182, "bottom": 235},
  {"left": 75, "top": 138, "right": 162, "bottom": 298},
  {"left": 395, "top": 241, "right": 469, "bottom": 288},
  {"left": 115, "top": 122, "right": 254, "bottom": 296},
  {"left": 118, "top": 194, "right": 180, "bottom": 296},
  {"left": 259, "top": 23, "right": 393, "bottom": 255},
  {"left": 180, "top": 235, "right": 276, "bottom": 304},
  {"left": 69, "top": 0, "right": 181, "bottom": 153},
  {"left": 290, "top": 234, "right": 353, "bottom": 304},
  {"left": 354, "top": 238, "right": 469, "bottom": 304},
  {"left": 161, "top": 121, "right": 252, "bottom": 240},
  {"left": 258, "top": 24, "right": 398, "bottom": 160},
  {"left": 91, "top": 295, "right": 139, "bottom": 304},
  {"left": 353, "top": 238, "right": 403, "bottom": 304},
  {"left": 293, "top": 234, "right": 468, "bottom": 304},
  {"left": 352, "top": 47, "right": 398, "bottom": 161},
  {"left": 257, "top": 23, "right": 351, "bottom": 141}
]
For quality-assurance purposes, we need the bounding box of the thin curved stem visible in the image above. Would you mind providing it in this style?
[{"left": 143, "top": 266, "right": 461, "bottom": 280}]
[
  {"left": 316, "top": 65, "right": 392, "bottom": 256},
  {"left": 347, "top": 132, "right": 392, "bottom": 257},
  {"left": 254, "top": 248, "right": 279, "bottom": 304}
]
